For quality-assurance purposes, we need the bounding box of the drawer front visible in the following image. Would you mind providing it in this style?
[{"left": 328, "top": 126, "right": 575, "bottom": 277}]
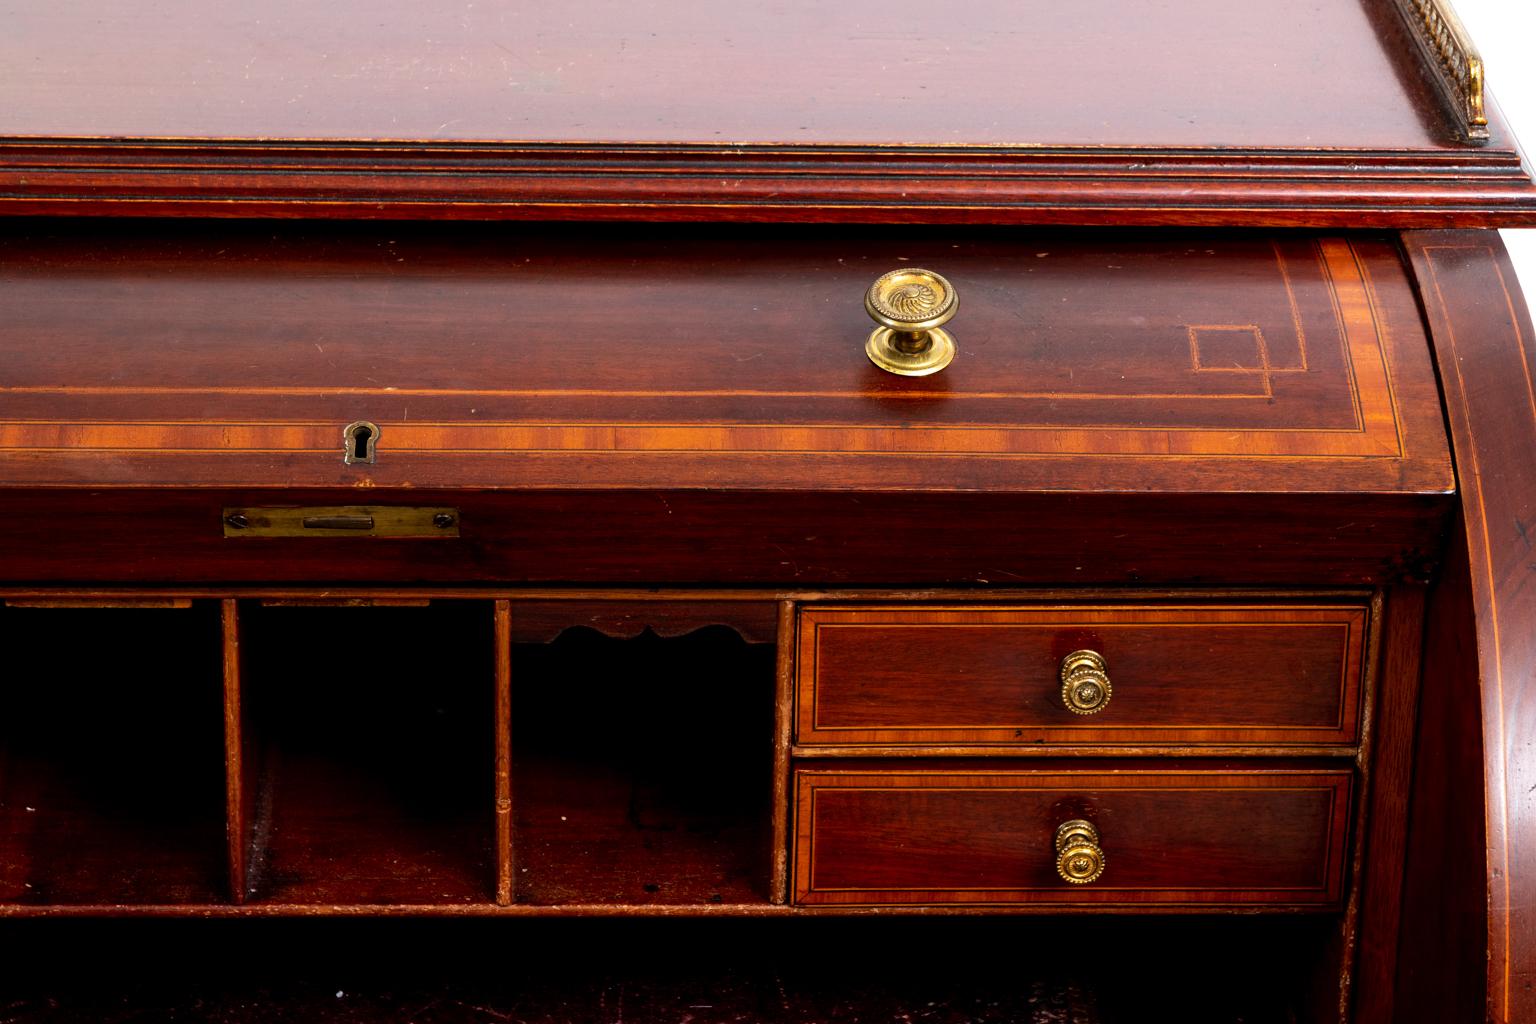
[
  {"left": 793, "top": 767, "right": 1352, "bottom": 908},
  {"left": 796, "top": 604, "right": 1368, "bottom": 748}
]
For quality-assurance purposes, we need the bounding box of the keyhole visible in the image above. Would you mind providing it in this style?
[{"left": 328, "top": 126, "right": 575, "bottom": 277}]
[{"left": 343, "top": 420, "right": 379, "bottom": 465}]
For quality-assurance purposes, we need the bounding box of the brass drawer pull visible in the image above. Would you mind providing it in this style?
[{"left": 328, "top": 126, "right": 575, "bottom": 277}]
[
  {"left": 1059, "top": 649, "right": 1112, "bottom": 715},
  {"left": 864, "top": 268, "right": 958, "bottom": 376},
  {"left": 1055, "top": 819, "right": 1106, "bottom": 885}
]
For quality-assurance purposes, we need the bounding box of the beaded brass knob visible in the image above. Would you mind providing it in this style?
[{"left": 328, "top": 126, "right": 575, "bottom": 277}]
[
  {"left": 864, "top": 268, "right": 958, "bottom": 376},
  {"left": 1055, "top": 819, "right": 1106, "bottom": 884},
  {"left": 1059, "top": 649, "right": 1112, "bottom": 715}
]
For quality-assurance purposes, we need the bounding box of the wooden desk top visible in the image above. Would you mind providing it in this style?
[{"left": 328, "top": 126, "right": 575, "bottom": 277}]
[
  {"left": 0, "top": 0, "right": 1495, "bottom": 149},
  {"left": 3, "top": 0, "right": 1533, "bottom": 224}
]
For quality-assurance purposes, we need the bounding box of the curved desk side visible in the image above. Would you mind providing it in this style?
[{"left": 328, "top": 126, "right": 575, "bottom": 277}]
[{"left": 1401, "top": 230, "right": 1536, "bottom": 1024}]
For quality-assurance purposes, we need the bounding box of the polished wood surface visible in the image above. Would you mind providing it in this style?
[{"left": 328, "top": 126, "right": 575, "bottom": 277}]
[
  {"left": 0, "top": 0, "right": 1488, "bottom": 148},
  {"left": 5, "top": 3, "right": 1534, "bottom": 1014},
  {"left": 793, "top": 764, "right": 1353, "bottom": 908},
  {"left": 798, "top": 603, "right": 1368, "bottom": 748},
  {"left": 1400, "top": 231, "right": 1536, "bottom": 1024},
  {"left": 0, "top": 225, "right": 1451, "bottom": 495},
  {"left": 0, "top": 489, "right": 1451, "bottom": 587},
  {"left": 1392, "top": 534, "right": 1488, "bottom": 1023},
  {"left": 3, "top": 1, "right": 1535, "bottom": 224},
  {"left": 0, "top": 588, "right": 1373, "bottom": 919},
  {"left": 1349, "top": 586, "right": 1426, "bottom": 1023}
]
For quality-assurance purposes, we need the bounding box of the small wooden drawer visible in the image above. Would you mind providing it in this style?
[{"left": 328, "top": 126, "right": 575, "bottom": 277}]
[
  {"left": 796, "top": 604, "right": 1368, "bottom": 749},
  {"left": 793, "top": 765, "right": 1352, "bottom": 908}
]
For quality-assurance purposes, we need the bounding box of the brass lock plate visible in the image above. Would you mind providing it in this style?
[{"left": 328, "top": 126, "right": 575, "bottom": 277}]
[{"left": 222, "top": 506, "right": 460, "bottom": 538}]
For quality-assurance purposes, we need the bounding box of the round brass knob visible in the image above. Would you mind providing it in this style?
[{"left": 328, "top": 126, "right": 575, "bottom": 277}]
[
  {"left": 1059, "top": 649, "right": 1112, "bottom": 715},
  {"left": 864, "top": 268, "right": 958, "bottom": 376},
  {"left": 1055, "top": 819, "right": 1106, "bottom": 884}
]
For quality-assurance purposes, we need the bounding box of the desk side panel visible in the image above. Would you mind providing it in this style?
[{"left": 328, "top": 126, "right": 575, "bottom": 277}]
[{"left": 1400, "top": 229, "right": 1536, "bottom": 1024}]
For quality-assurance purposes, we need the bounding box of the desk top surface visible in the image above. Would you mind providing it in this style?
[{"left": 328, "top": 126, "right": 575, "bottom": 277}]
[
  {"left": 3, "top": 0, "right": 1534, "bottom": 224},
  {"left": 0, "top": 0, "right": 1499, "bottom": 150}
]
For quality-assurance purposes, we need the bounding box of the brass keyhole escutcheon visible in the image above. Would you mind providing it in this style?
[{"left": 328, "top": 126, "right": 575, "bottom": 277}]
[
  {"left": 1059, "top": 649, "right": 1112, "bottom": 715},
  {"left": 1055, "top": 819, "right": 1106, "bottom": 885},
  {"left": 864, "top": 268, "right": 958, "bottom": 376}
]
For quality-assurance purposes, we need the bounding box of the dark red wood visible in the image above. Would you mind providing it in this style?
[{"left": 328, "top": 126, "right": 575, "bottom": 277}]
[
  {"left": 221, "top": 598, "right": 247, "bottom": 904},
  {"left": 772, "top": 600, "right": 797, "bottom": 904},
  {"left": 1349, "top": 586, "right": 1425, "bottom": 1023},
  {"left": 793, "top": 762, "right": 1353, "bottom": 907},
  {"left": 0, "top": 226, "right": 1450, "bottom": 495},
  {"left": 798, "top": 603, "right": 1368, "bottom": 748},
  {"left": 1392, "top": 529, "right": 1488, "bottom": 1023},
  {"left": 1, "top": 0, "right": 1533, "bottom": 224},
  {"left": 494, "top": 599, "right": 514, "bottom": 907},
  {"left": 0, "top": 227, "right": 1449, "bottom": 497},
  {"left": 0, "top": 488, "right": 1451, "bottom": 586},
  {"left": 1400, "top": 230, "right": 1536, "bottom": 1024}
]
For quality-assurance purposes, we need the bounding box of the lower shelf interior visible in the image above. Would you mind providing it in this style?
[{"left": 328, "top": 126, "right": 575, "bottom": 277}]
[
  {"left": 241, "top": 602, "right": 495, "bottom": 905},
  {"left": 0, "top": 916, "right": 1336, "bottom": 1022},
  {"left": 512, "top": 626, "right": 777, "bottom": 905},
  {"left": 0, "top": 604, "right": 227, "bottom": 904}
]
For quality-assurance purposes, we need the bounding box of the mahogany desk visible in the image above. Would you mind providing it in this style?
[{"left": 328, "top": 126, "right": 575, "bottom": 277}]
[{"left": 1, "top": 1, "right": 1535, "bottom": 1020}]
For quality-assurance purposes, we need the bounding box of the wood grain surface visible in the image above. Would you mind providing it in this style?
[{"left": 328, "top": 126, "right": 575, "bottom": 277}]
[
  {"left": 0, "top": 225, "right": 1451, "bottom": 495},
  {"left": 0, "top": 489, "right": 1450, "bottom": 586},
  {"left": 1400, "top": 230, "right": 1536, "bottom": 1024},
  {"left": 793, "top": 763, "right": 1353, "bottom": 908},
  {"left": 2, "top": 0, "right": 1534, "bottom": 223},
  {"left": 797, "top": 603, "right": 1368, "bottom": 748}
]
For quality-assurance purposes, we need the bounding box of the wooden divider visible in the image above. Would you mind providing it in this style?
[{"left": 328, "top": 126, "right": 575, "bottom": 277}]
[
  {"left": 494, "top": 599, "right": 514, "bottom": 906},
  {"left": 221, "top": 598, "right": 246, "bottom": 904}
]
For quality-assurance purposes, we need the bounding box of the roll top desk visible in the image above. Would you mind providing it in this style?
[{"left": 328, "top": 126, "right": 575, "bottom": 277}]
[{"left": 2, "top": 1, "right": 1535, "bottom": 1020}]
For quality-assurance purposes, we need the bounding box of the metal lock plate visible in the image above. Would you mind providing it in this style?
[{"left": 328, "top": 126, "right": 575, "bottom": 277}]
[{"left": 222, "top": 506, "right": 460, "bottom": 538}]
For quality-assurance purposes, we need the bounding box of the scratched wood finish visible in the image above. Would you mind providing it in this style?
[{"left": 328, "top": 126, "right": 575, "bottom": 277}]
[
  {"left": 1, "top": 0, "right": 1534, "bottom": 224},
  {"left": 792, "top": 764, "right": 1353, "bottom": 908},
  {"left": 797, "top": 604, "right": 1368, "bottom": 748},
  {"left": 1399, "top": 231, "right": 1536, "bottom": 1024}
]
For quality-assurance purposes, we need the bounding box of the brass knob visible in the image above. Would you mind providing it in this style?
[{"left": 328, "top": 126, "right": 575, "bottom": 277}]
[
  {"left": 1055, "top": 819, "right": 1106, "bottom": 884},
  {"left": 1059, "top": 650, "right": 1112, "bottom": 715},
  {"left": 864, "top": 268, "right": 958, "bottom": 376}
]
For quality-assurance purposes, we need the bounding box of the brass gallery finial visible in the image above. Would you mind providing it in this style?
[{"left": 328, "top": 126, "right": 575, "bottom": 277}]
[{"left": 1393, "top": 0, "right": 1488, "bottom": 142}]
